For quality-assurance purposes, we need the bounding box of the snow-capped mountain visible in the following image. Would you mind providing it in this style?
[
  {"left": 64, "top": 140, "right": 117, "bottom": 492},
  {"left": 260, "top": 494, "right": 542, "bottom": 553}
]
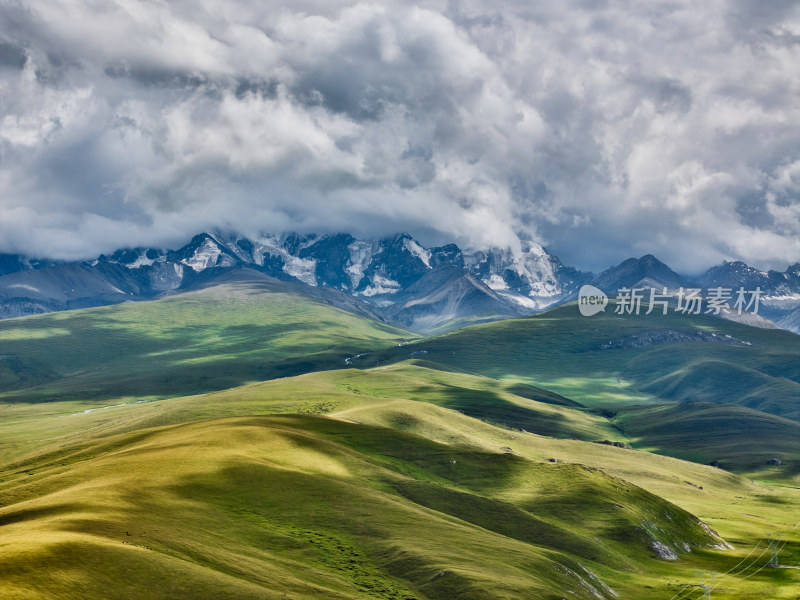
[
  {"left": 699, "top": 260, "right": 800, "bottom": 299},
  {"left": 0, "top": 232, "right": 588, "bottom": 331},
  {"left": 699, "top": 260, "right": 800, "bottom": 332},
  {"left": 463, "top": 241, "right": 588, "bottom": 311},
  {"left": 581, "top": 255, "right": 800, "bottom": 333},
  {"left": 3, "top": 232, "right": 798, "bottom": 334}
]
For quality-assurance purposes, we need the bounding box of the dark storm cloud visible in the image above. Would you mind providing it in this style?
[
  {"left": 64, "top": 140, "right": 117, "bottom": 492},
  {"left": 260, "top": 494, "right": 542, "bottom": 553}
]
[{"left": 0, "top": 0, "right": 799, "bottom": 272}]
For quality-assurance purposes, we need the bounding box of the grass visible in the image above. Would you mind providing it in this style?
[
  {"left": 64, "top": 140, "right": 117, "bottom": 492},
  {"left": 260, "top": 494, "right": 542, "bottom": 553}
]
[
  {"left": 365, "top": 302, "right": 800, "bottom": 416},
  {"left": 640, "top": 360, "right": 800, "bottom": 418},
  {"left": 0, "top": 362, "right": 620, "bottom": 468},
  {"left": 616, "top": 401, "right": 800, "bottom": 476},
  {"left": 2, "top": 413, "right": 797, "bottom": 599},
  {"left": 0, "top": 279, "right": 412, "bottom": 404},
  {"left": 1, "top": 285, "right": 799, "bottom": 598}
]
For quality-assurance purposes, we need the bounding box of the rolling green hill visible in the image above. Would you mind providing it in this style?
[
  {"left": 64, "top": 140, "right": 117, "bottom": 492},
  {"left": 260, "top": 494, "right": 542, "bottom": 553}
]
[
  {"left": 639, "top": 360, "right": 800, "bottom": 418},
  {"left": 616, "top": 401, "right": 800, "bottom": 475},
  {"left": 0, "top": 274, "right": 412, "bottom": 404},
  {"left": 2, "top": 410, "right": 797, "bottom": 600},
  {"left": 1, "top": 288, "right": 799, "bottom": 598},
  {"left": 366, "top": 303, "right": 800, "bottom": 418}
]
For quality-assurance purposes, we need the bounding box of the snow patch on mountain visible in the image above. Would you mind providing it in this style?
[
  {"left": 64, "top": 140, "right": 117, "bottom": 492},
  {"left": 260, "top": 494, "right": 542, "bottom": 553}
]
[
  {"left": 249, "top": 239, "right": 274, "bottom": 267},
  {"left": 763, "top": 292, "right": 800, "bottom": 304},
  {"left": 283, "top": 256, "right": 318, "bottom": 286},
  {"left": 360, "top": 275, "right": 402, "bottom": 297},
  {"left": 220, "top": 235, "right": 255, "bottom": 263},
  {"left": 403, "top": 238, "right": 432, "bottom": 268},
  {"left": 182, "top": 238, "right": 225, "bottom": 272},
  {"left": 483, "top": 274, "right": 509, "bottom": 290},
  {"left": 498, "top": 291, "right": 538, "bottom": 310},
  {"left": 251, "top": 236, "right": 317, "bottom": 286},
  {"left": 345, "top": 241, "right": 373, "bottom": 289},
  {"left": 125, "top": 253, "right": 156, "bottom": 269},
  {"left": 514, "top": 243, "right": 559, "bottom": 289},
  {"left": 528, "top": 281, "right": 561, "bottom": 299},
  {"left": 463, "top": 242, "right": 566, "bottom": 304}
]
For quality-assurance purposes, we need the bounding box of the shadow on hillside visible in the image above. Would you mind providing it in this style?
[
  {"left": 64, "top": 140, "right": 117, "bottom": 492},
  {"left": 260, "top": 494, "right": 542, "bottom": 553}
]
[{"left": 415, "top": 384, "right": 597, "bottom": 441}]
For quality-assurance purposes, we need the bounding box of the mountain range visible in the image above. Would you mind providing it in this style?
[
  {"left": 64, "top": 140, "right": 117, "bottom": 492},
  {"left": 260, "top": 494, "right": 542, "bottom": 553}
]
[{"left": 1, "top": 231, "right": 799, "bottom": 333}]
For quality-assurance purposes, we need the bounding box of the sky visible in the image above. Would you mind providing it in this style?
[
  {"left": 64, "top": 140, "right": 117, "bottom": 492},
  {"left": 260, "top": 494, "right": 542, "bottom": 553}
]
[{"left": 1, "top": 0, "right": 799, "bottom": 274}]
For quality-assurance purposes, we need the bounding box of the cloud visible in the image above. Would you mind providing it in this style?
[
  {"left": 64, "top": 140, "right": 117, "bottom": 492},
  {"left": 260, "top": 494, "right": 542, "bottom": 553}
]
[{"left": 0, "top": 0, "right": 799, "bottom": 273}]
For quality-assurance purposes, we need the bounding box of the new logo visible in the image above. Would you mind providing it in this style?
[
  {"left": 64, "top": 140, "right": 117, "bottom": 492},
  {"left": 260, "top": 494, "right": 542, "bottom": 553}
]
[{"left": 578, "top": 285, "right": 608, "bottom": 316}]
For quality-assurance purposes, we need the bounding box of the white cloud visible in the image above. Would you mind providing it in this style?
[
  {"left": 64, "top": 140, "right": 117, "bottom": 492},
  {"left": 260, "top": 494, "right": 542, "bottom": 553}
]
[{"left": 0, "top": 0, "right": 798, "bottom": 273}]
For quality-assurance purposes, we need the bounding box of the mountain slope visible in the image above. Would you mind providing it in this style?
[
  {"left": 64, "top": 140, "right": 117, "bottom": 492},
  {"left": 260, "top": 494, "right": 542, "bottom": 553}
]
[
  {"left": 0, "top": 270, "right": 411, "bottom": 403},
  {"left": 383, "top": 267, "right": 529, "bottom": 332},
  {"left": 1, "top": 295, "right": 799, "bottom": 597},
  {"left": 639, "top": 359, "right": 800, "bottom": 419},
  {"left": 0, "top": 414, "right": 736, "bottom": 600},
  {"left": 0, "top": 262, "right": 151, "bottom": 317},
  {"left": 617, "top": 401, "right": 800, "bottom": 473},
  {"left": 2, "top": 359, "right": 798, "bottom": 599},
  {"left": 590, "top": 254, "right": 691, "bottom": 292},
  {"left": 368, "top": 303, "right": 800, "bottom": 419},
  {"left": 0, "top": 232, "right": 589, "bottom": 332}
]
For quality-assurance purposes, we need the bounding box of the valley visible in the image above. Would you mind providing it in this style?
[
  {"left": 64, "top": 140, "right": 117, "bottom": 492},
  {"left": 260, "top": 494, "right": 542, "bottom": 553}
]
[{"left": 0, "top": 276, "right": 798, "bottom": 599}]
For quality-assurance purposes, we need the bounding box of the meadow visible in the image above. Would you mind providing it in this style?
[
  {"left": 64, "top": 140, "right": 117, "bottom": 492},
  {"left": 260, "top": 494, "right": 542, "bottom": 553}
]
[{"left": 1, "top": 283, "right": 798, "bottom": 599}]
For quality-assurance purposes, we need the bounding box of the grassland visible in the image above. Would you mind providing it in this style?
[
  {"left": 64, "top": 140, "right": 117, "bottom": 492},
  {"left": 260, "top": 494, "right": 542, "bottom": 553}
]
[
  {"left": 1, "top": 361, "right": 798, "bottom": 598},
  {"left": 1, "top": 287, "right": 799, "bottom": 598},
  {"left": 0, "top": 278, "right": 412, "bottom": 403},
  {"left": 364, "top": 303, "right": 800, "bottom": 417},
  {"left": 616, "top": 401, "right": 800, "bottom": 476}
]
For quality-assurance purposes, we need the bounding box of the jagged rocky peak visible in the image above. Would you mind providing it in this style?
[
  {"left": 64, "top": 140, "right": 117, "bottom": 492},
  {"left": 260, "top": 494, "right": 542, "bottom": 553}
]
[
  {"left": 700, "top": 260, "right": 770, "bottom": 289},
  {"left": 430, "top": 244, "right": 464, "bottom": 268},
  {"left": 3, "top": 230, "right": 800, "bottom": 334},
  {"left": 166, "top": 233, "right": 238, "bottom": 272},
  {"left": 461, "top": 240, "right": 588, "bottom": 308},
  {"left": 79, "top": 232, "right": 572, "bottom": 304},
  {"left": 699, "top": 260, "right": 800, "bottom": 299},
  {"left": 295, "top": 233, "right": 357, "bottom": 291},
  {"left": 592, "top": 254, "right": 689, "bottom": 292},
  {"left": 354, "top": 233, "right": 433, "bottom": 293}
]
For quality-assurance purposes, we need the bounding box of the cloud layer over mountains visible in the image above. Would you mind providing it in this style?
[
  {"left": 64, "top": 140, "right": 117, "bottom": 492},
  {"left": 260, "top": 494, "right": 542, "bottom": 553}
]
[{"left": 1, "top": 0, "right": 799, "bottom": 272}]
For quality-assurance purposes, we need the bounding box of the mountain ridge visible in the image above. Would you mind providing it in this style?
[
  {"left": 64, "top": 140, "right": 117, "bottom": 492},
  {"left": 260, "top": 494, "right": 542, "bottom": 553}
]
[
  {"left": 0, "top": 231, "right": 591, "bottom": 331},
  {"left": 2, "top": 231, "right": 799, "bottom": 334}
]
